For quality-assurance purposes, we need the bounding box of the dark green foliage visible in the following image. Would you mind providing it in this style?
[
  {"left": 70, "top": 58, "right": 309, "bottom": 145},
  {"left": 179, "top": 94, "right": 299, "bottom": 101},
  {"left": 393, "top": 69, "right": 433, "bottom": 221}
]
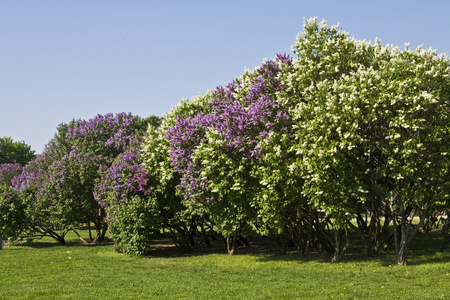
[
  {"left": 0, "top": 187, "right": 29, "bottom": 239},
  {"left": 0, "top": 137, "right": 36, "bottom": 166}
]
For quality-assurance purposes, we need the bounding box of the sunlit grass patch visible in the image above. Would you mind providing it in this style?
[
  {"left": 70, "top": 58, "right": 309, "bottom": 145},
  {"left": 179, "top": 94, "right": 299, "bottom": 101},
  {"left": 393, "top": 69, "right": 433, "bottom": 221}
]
[{"left": 0, "top": 230, "right": 449, "bottom": 299}]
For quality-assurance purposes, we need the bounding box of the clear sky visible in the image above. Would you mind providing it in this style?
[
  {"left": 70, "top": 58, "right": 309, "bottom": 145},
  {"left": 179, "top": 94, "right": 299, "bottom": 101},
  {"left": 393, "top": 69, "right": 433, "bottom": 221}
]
[{"left": 1, "top": 0, "right": 449, "bottom": 153}]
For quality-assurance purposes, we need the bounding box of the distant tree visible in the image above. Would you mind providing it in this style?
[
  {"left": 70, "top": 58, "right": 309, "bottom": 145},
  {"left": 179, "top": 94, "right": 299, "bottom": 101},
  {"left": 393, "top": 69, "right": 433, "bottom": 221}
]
[{"left": 0, "top": 137, "right": 36, "bottom": 166}]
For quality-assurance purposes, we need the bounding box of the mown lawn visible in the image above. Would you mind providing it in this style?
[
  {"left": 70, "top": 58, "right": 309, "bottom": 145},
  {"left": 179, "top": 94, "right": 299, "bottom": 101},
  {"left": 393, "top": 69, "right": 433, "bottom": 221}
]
[{"left": 0, "top": 230, "right": 449, "bottom": 299}]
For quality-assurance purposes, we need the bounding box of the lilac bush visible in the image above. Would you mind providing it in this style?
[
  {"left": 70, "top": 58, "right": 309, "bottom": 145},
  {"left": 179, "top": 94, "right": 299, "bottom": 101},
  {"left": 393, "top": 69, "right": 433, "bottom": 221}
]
[
  {"left": 0, "top": 187, "right": 28, "bottom": 240},
  {"left": 0, "top": 163, "right": 23, "bottom": 187},
  {"left": 282, "top": 17, "right": 450, "bottom": 263},
  {"left": 8, "top": 154, "right": 71, "bottom": 243},
  {"left": 94, "top": 142, "right": 160, "bottom": 254},
  {"left": 5, "top": 19, "right": 447, "bottom": 266},
  {"left": 9, "top": 113, "right": 155, "bottom": 243},
  {"left": 46, "top": 113, "right": 153, "bottom": 242},
  {"left": 164, "top": 53, "right": 293, "bottom": 253},
  {"left": 167, "top": 54, "right": 292, "bottom": 198},
  {"left": 142, "top": 101, "right": 212, "bottom": 252}
]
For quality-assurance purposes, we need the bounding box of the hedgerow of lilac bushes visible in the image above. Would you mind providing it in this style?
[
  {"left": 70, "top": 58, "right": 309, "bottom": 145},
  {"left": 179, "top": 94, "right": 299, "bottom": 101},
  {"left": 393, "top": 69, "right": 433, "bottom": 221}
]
[
  {"left": 1, "top": 18, "right": 448, "bottom": 265},
  {"left": 142, "top": 18, "right": 449, "bottom": 263}
]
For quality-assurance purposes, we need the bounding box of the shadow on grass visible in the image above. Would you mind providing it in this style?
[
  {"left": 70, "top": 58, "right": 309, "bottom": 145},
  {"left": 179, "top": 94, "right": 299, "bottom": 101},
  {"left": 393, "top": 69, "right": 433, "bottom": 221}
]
[
  {"left": 142, "top": 230, "right": 450, "bottom": 267},
  {"left": 8, "top": 239, "right": 114, "bottom": 249},
  {"left": 5, "top": 230, "right": 448, "bottom": 266},
  {"left": 143, "top": 234, "right": 354, "bottom": 264}
]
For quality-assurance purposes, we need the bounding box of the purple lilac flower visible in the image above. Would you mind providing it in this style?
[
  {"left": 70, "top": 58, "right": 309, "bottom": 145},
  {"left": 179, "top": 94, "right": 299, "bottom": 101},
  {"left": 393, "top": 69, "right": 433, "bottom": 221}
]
[
  {"left": 166, "top": 54, "right": 293, "bottom": 202},
  {"left": 94, "top": 144, "right": 153, "bottom": 223},
  {"left": 0, "top": 163, "right": 23, "bottom": 187}
]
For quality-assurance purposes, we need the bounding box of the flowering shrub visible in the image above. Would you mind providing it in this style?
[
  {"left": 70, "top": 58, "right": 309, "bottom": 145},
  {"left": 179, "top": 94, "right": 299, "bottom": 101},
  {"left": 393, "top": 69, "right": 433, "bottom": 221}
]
[
  {"left": 0, "top": 187, "right": 29, "bottom": 239},
  {"left": 94, "top": 142, "right": 161, "bottom": 254},
  {"left": 0, "top": 163, "right": 23, "bottom": 187},
  {"left": 8, "top": 153, "right": 72, "bottom": 243},
  {"left": 162, "top": 54, "right": 293, "bottom": 253},
  {"left": 9, "top": 113, "right": 156, "bottom": 244},
  {"left": 48, "top": 113, "right": 155, "bottom": 242},
  {"left": 140, "top": 18, "right": 449, "bottom": 263},
  {"left": 284, "top": 17, "right": 450, "bottom": 263},
  {"left": 140, "top": 94, "right": 216, "bottom": 252},
  {"left": 4, "top": 18, "right": 448, "bottom": 266}
]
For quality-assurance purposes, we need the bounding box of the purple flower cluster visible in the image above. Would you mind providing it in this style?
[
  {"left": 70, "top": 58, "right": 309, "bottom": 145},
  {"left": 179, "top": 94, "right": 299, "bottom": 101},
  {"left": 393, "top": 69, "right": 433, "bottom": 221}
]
[
  {"left": 94, "top": 144, "right": 153, "bottom": 224},
  {"left": 166, "top": 54, "right": 292, "bottom": 201},
  {"left": 66, "top": 112, "right": 137, "bottom": 154},
  {"left": 9, "top": 112, "right": 147, "bottom": 230},
  {"left": 41, "top": 112, "right": 142, "bottom": 191},
  {"left": 0, "top": 163, "right": 23, "bottom": 187},
  {"left": 10, "top": 156, "right": 46, "bottom": 193},
  {"left": 166, "top": 112, "right": 216, "bottom": 172}
]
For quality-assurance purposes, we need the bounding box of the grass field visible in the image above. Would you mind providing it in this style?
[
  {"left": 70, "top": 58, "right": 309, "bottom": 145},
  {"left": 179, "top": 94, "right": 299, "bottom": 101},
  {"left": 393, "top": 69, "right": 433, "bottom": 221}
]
[{"left": 0, "top": 230, "right": 449, "bottom": 299}]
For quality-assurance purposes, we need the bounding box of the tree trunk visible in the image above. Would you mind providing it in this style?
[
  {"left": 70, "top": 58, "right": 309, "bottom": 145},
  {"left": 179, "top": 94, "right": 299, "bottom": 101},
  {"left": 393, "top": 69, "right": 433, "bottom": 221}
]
[
  {"left": 367, "top": 209, "right": 381, "bottom": 257},
  {"left": 351, "top": 210, "right": 381, "bottom": 258},
  {"left": 312, "top": 212, "right": 335, "bottom": 254},
  {"left": 88, "top": 222, "right": 93, "bottom": 241},
  {"left": 396, "top": 232, "right": 409, "bottom": 265},
  {"left": 440, "top": 215, "right": 450, "bottom": 252},
  {"left": 71, "top": 228, "right": 89, "bottom": 244},
  {"left": 37, "top": 227, "right": 67, "bottom": 244},
  {"left": 200, "top": 223, "right": 211, "bottom": 247},
  {"left": 226, "top": 236, "right": 236, "bottom": 255},
  {"left": 91, "top": 208, "right": 108, "bottom": 243},
  {"left": 382, "top": 205, "right": 392, "bottom": 251},
  {"left": 390, "top": 199, "right": 424, "bottom": 266},
  {"left": 100, "top": 223, "right": 108, "bottom": 241},
  {"left": 267, "top": 227, "right": 288, "bottom": 255},
  {"left": 332, "top": 227, "right": 349, "bottom": 263}
]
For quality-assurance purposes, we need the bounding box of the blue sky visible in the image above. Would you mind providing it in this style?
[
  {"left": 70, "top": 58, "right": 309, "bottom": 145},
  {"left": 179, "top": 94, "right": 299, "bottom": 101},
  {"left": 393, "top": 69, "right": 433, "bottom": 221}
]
[{"left": 1, "top": 0, "right": 449, "bottom": 153}]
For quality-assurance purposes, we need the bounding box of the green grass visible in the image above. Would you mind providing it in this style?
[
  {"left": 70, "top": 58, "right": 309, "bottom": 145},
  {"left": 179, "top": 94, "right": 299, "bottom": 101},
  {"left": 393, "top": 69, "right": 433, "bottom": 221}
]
[{"left": 0, "top": 231, "right": 449, "bottom": 299}]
